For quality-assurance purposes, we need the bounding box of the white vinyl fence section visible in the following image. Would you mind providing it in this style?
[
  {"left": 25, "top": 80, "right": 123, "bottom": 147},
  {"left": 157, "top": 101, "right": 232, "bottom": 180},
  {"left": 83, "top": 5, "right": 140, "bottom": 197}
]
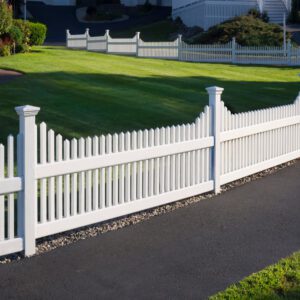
[
  {"left": 66, "top": 29, "right": 300, "bottom": 66},
  {"left": 0, "top": 136, "right": 23, "bottom": 257},
  {"left": 66, "top": 29, "right": 88, "bottom": 49},
  {"left": 1, "top": 87, "right": 300, "bottom": 258},
  {"left": 87, "top": 30, "right": 108, "bottom": 52},
  {"left": 107, "top": 32, "right": 139, "bottom": 55},
  {"left": 180, "top": 40, "right": 233, "bottom": 63},
  {"left": 138, "top": 38, "right": 180, "bottom": 59}
]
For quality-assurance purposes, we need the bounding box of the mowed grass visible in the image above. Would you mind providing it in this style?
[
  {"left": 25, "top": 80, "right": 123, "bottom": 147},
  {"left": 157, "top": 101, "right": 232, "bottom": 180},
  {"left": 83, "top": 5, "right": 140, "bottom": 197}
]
[
  {"left": 0, "top": 46, "right": 300, "bottom": 143},
  {"left": 210, "top": 251, "right": 300, "bottom": 300}
]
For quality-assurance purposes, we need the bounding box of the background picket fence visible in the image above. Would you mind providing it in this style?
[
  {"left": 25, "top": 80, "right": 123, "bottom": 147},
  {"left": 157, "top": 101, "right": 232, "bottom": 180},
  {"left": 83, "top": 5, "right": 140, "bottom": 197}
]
[
  {"left": 67, "top": 29, "right": 300, "bottom": 66},
  {"left": 1, "top": 87, "right": 300, "bottom": 258}
]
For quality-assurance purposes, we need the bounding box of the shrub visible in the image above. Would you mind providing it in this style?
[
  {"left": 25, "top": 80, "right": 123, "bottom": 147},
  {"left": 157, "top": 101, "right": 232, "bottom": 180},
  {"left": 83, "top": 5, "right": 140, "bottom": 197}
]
[
  {"left": 194, "top": 15, "right": 288, "bottom": 46},
  {"left": 9, "top": 25, "right": 23, "bottom": 45},
  {"left": 0, "top": 44, "right": 11, "bottom": 56},
  {"left": 15, "top": 43, "right": 29, "bottom": 53},
  {"left": 0, "top": 1, "right": 13, "bottom": 36},
  {"left": 28, "top": 22, "right": 47, "bottom": 45},
  {"left": 247, "top": 8, "right": 269, "bottom": 23},
  {"left": 13, "top": 19, "right": 31, "bottom": 46}
]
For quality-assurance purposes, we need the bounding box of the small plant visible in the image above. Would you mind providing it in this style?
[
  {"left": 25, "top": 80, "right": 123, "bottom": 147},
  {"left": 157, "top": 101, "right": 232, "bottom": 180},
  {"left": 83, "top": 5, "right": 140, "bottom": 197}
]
[
  {"left": 13, "top": 19, "right": 31, "bottom": 47},
  {"left": 0, "top": 44, "right": 11, "bottom": 56},
  {"left": 247, "top": 8, "right": 269, "bottom": 23},
  {"left": 0, "top": 1, "right": 13, "bottom": 36},
  {"left": 28, "top": 22, "right": 47, "bottom": 45},
  {"left": 194, "top": 15, "right": 287, "bottom": 46}
]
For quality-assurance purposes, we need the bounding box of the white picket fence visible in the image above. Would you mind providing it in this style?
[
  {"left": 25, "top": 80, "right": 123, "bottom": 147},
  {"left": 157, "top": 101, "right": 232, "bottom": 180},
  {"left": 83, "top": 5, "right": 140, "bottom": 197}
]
[
  {"left": 67, "top": 29, "right": 300, "bottom": 66},
  {"left": 1, "top": 87, "right": 300, "bottom": 258}
]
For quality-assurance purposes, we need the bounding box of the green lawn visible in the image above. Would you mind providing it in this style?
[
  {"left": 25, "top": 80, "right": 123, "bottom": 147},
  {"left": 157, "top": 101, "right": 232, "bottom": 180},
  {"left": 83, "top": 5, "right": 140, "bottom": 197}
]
[
  {"left": 210, "top": 251, "right": 300, "bottom": 299},
  {"left": 0, "top": 46, "right": 299, "bottom": 143}
]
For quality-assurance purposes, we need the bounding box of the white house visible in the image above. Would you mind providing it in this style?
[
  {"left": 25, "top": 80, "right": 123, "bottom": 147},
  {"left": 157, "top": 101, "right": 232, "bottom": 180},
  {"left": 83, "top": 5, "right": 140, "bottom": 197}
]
[
  {"left": 27, "top": 0, "right": 172, "bottom": 6},
  {"left": 28, "top": 0, "right": 290, "bottom": 30},
  {"left": 172, "top": 0, "right": 291, "bottom": 30}
]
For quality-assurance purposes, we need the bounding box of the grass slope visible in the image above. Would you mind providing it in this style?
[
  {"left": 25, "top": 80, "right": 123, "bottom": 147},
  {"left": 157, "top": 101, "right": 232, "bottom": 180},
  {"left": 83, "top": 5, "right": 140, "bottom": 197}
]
[
  {"left": 210, "top": 251, "right": 300, "bottom": 299},
  {"left": 0, "top": 46, "right": 299, "bottom": 142}
]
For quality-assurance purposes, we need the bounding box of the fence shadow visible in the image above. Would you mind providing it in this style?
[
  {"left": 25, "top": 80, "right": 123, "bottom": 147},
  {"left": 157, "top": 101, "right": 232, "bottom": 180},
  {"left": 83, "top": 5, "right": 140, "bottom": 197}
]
[{"left": 0, "top": 70, "right": 300, "bottom": 142}]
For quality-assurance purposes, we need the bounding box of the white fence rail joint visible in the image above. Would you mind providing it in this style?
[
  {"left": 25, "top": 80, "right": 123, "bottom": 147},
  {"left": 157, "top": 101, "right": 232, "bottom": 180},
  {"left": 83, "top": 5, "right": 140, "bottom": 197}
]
[
  {"left": 66, "top": 29, "right": 300, "bottom": 66},
  {"left": 1, "top": 87, "right": 300, "bottom": 258}
]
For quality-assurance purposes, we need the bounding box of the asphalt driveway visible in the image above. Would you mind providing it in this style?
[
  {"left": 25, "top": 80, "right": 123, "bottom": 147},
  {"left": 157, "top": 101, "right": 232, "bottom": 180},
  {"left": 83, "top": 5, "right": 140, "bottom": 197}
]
[
  {"left": 0, "top": 161, "right": 300, "bottom": 299},
  {"left": 27, "top": 2, "right": 171, "bottom": 43}
]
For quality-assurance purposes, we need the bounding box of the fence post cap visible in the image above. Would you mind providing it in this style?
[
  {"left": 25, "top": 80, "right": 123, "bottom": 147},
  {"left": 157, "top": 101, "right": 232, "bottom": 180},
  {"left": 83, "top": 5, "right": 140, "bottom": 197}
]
[
  {"left": 206, "top": 86, "right": 224, "bottom": 95},
  {"left": 15, "top": 105, "right": 40, "bottom": 117}
]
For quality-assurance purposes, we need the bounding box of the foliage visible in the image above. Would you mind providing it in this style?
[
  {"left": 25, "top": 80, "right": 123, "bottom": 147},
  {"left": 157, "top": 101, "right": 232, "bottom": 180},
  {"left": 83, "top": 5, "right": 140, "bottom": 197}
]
[
  {"left": 28, "top": 22, "right": 47, "bottom": 45},
  {"left": 0, "top": 1, "right": 13, "bottom": 36},
  {"left": 13, "top": 19, "right": 31, "bottom": 47},
  {"left": 8, "top": 25, "right": 23, "bottom": 45},
  {"left": 194, "top": 15, "right": 287, "bottom": 46},
  {"left": 247, "top": 8, "right": 269, "bottom": 23},
  {"left": 0, "top": 44, "right": 11, "bottom": 56},
  {"left": 210, "top": 251, "right": 300, "bottom": 299}
]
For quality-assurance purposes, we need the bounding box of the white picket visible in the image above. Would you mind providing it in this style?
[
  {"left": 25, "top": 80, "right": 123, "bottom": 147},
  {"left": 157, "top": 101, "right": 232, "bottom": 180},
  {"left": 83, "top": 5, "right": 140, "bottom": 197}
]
[
  {"left": 2, "top": 88, "right": 300, "bottom": 258},
  {"left": 0, "top": 144, "right": 4, "bottom": 241}
]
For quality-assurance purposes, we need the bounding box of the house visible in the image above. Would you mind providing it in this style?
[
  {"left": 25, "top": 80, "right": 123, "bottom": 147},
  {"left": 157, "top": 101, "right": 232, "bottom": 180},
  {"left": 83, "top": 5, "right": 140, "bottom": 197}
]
[
  {"left": 27, "top": 0, "right": 172, "bottom": 7},
  {"left": 27, "top": 0, "right": 290, "bottom": 30},
  {"left": 172, "top": 0, "right": 291, "bottom": 30}
]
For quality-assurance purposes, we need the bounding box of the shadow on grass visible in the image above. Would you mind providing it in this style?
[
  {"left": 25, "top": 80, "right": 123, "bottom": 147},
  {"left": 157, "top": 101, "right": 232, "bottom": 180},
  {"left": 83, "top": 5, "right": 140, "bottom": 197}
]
[{"left": 0, "top": 71, "right": 299, "bottom": 143}]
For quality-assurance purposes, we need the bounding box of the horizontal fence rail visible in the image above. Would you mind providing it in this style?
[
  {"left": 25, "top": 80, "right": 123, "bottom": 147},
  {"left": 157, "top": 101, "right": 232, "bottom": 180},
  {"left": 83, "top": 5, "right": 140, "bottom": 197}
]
[
  {"left": 1, "top": 87, "right": 300, "bottom": 258},
  {"left": 67, "top": 29, "right": 300, "bottom": 66},
  {"left": 0, "top": 136, "right": 23, "bottom": 257}
]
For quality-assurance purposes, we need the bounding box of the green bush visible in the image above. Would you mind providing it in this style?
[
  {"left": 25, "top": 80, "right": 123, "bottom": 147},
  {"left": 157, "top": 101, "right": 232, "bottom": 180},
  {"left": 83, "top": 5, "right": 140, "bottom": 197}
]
[
  {"left": 13, "top": 19, "right": 31, "bottom": 46},
  {"left": 8, "top": 25, "right": 23, "bottom": 45},
  {"left": 15, "top": 43, "right": 29, "bottom": 53},
  {"left": 28, "top": 22, "right": 47, "bottom": 45},
  {"left": 0, "top": 44, "right": 11, "bottom": 56},
  {"left": 0, "top": 2, "right": 12, "bottom": 36},
  {"left": 194, "top": 15, "right": 287, "bottom": 46},
  {"left": 247, "top": 8, "right": 269, "bottom": 23}
]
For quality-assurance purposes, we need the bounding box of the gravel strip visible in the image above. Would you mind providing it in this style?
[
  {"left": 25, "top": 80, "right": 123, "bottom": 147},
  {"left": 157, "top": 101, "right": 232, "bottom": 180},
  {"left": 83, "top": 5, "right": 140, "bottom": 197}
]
[{"left": 0, "top": 160, "right": 297, "bottom": 264}]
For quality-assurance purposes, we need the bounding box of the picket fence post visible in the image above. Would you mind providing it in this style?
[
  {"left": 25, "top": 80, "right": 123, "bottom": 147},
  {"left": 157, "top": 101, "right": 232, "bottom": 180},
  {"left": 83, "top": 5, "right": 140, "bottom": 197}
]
[
  {"left": 206, "top": 86, "right": 224, "bottom": 194},
  {"left": 136, "top": 32, "right": 140, "bottom": 57},
  {"left": 85, "top": 28, "right": 90, "bottom": 49},
  {"left": 287, "top": 39, "right": 292, "bottom": 65},
  {"left": 15, "top": 105, "right": 40, "bottom": 257},
  {"left": 105, "top": 29, "right": 110, "bottom": 53},
  {"left": 178, "top": 34, "right": 182, "bottom": 61},
  {"left": 232, "top": 37, "right": 236, "bottom": 64},
  {"left": 66, "top": 29, "right": 70, "bottom": 48}
]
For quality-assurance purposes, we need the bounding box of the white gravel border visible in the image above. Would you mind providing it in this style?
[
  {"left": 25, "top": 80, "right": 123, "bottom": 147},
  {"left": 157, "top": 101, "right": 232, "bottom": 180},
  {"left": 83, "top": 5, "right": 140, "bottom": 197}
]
[{"left": 0, "top": 159, "right": 297, "bottom": 264}]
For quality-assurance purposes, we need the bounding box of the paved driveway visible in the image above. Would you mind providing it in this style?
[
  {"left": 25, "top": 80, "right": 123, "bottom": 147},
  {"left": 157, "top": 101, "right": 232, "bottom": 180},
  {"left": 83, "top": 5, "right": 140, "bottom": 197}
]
[
  {"left": 27, "top": 2, "right": 171, "bottom": 43},
  {"left": 0, "top": 162, "right": 300, "bottom": 299}
]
